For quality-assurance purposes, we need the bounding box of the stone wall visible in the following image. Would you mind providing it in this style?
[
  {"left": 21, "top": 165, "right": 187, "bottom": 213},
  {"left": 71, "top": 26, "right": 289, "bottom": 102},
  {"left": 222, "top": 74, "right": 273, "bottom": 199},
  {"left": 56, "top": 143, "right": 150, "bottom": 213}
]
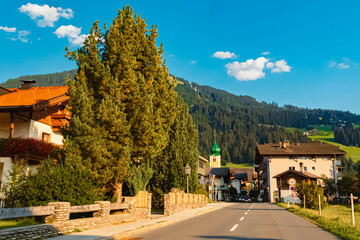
[
  {"left": 0, "top": 191, "right": 152, "bottom": 240},
  {"left": 164, "top": 189, "right": 207, "bottom": 216}
]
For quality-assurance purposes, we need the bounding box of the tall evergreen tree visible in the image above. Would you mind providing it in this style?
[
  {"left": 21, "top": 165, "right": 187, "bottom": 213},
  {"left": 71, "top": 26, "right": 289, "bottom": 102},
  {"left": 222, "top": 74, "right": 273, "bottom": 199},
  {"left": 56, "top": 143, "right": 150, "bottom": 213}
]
[
  {"left": 65, "top": 6, "right": 178, "bottom": 200},
  {"left": 149, "top": 98, "right": 199, "bottom": 208},
  {"left": 65, "top": 22, "right": 131, "bottom": 201}
]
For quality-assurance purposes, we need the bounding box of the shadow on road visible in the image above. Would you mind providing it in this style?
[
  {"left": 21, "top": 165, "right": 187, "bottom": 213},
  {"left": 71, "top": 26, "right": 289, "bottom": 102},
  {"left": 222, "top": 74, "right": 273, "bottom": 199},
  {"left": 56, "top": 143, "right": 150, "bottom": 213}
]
[{"left": 193, "top": 236, "right": 281, "bottom": 240}]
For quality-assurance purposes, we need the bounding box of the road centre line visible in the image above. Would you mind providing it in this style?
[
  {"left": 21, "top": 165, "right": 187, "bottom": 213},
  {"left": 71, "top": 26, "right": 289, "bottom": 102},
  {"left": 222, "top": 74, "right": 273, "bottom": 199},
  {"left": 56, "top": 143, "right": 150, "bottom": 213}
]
[
  {"left": 240, "top": 217, "right": 244, "bottom": 221},
  {"left": 230, "top": 224, "right": 239, "bottom": 232}
]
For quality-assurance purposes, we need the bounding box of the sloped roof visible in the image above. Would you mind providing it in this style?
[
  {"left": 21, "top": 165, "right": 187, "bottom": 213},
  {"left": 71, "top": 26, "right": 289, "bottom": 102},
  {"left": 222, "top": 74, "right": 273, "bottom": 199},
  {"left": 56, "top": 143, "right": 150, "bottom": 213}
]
[
  {"left": 272, "top": 169, "right": 320, "bottom": 179},
  {"left": 0, "top": 86, "right": 68, "bottom": 107},
  {"left": 230, "top": 168, "right": 256, "bottom": 182},
  {"left": 235, "top": 173, "right": 247, "bottom": 179},
  {"left": 210, "top": 167, "right": 230, "bottom": 177},
  {"left": 257, "top": 142, "right": 346, "bottom": 156}
]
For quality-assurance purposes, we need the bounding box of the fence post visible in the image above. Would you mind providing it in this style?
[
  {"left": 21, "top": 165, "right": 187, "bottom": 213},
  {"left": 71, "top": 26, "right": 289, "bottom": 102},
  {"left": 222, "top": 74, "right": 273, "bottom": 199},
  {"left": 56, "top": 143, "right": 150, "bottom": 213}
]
[
  {"left": 94, "top": 201, "right": 110, "bottom": 218},
  {"left": 45, "top": 202, "right": 70, "bottom": 223},
  {"left": 303, "top": 195, "right": 306, "bottom": 209},
  {"left": 318, "top": 194, "right": 321, "bottom": 216},
  {"left": 351, "top": 193, "right": 355, "bottom": 226}
]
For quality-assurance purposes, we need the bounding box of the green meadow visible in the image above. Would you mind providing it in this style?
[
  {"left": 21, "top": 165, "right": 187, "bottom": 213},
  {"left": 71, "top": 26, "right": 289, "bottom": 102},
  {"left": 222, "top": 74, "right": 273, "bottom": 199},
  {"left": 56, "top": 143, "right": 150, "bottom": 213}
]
[{"left": 287, "top": 125, "right": 360, "bottom": 161}]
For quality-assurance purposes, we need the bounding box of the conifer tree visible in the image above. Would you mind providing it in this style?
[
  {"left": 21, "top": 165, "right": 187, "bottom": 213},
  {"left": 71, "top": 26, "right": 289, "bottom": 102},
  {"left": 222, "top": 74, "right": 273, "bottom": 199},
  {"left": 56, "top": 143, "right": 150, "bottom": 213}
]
[
  {"left": 65, "top": 6, "right": 178, "bottom": 200},
  {"left": 65, "top": 22, "right": 131, "bottom": 201},
  {"left": 149, "top": 98, "right": 199, "bottom": 208}
]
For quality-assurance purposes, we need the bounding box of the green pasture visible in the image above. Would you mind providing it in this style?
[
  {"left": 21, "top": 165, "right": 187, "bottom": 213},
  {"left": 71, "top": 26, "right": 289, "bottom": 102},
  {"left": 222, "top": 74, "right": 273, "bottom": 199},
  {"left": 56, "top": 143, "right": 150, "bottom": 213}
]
[
  {"left": 286, "top": 124, "right": 360, "bottom": 161},
  {"left": 277, "top": 203, "right": 360, "bottom": 240},
  {"left": 223, "top": 162, "right": 253, "bottom": 169}
]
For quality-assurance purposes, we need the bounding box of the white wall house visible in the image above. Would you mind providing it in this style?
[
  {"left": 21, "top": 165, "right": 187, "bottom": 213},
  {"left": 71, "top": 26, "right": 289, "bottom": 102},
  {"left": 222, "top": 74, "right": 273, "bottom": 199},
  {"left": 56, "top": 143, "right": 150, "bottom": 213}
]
[
  {"left": 256, "top": 141, "right": 346, "bottom": 203},
  {"left": 0, "top": 82, "right": 69, "bottom": 188}
]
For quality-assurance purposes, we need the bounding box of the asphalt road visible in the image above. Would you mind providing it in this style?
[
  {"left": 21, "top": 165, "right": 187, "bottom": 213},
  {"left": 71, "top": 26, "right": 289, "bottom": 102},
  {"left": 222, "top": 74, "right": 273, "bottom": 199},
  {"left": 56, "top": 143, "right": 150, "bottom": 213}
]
[{"left": 129, "top": 202, "right": 339, "bottom": 240}]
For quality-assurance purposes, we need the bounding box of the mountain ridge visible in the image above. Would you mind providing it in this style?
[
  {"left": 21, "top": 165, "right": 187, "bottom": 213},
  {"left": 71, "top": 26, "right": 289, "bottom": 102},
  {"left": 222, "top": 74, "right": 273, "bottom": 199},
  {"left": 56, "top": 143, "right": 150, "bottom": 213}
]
[{"left": 3, "top": 69, "right": 359, "bottom": 163}]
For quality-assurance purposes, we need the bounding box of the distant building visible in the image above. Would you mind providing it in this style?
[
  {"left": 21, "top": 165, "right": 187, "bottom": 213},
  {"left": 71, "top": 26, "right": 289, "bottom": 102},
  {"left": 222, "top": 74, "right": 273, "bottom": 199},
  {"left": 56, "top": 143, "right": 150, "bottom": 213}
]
[
  {"left": 255, "top": 141, "right": 346, "bottom": 203},
  {"left": 198, "top": 155, "right": 208, "bottom": 185},
  {"left": 209, "top": 139, "right": 221, "bottom": 168}
]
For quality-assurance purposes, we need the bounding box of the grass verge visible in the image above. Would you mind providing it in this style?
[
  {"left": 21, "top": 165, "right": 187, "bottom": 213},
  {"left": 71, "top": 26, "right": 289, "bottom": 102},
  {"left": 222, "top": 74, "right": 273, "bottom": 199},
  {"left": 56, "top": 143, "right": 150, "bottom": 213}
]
[
  {"left": 276, "top": 203, "right": 360, "bottom": 240},
  {"left": 0, "top": 217, "right": 39, "bottom": 230}
]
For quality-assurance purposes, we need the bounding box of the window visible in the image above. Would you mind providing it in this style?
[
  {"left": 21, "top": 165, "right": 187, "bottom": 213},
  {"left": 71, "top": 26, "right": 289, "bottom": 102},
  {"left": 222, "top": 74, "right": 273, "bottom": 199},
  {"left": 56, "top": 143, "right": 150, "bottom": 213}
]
[
  {"left": 289, "top": 155, "right": 295, "bottom": 160},
  {"left": 213, "top": 158, "right": 216, "bottom": 162},
  {"left": 304, "top": 166, "right": 307, "bottom": 172},
  {"left": 199, "top": 162, "right": 204, "bottom": 168},
  {"left": 312, "top": 166, "right": 315, "bottom": 170},
  {"left": 299, "top": 156, "right": 306, "bottom": 160},
  {"left": 289, "top": 167, "right": 295, "bottom": 170},
  {"left": 42, "top": 132, "right": 51, "bottom": 143}
]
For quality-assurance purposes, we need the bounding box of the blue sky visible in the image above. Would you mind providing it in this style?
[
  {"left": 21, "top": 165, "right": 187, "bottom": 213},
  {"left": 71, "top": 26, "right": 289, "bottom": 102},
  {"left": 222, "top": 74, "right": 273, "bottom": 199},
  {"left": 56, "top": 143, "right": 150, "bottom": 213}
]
[{"left": 1, "top": 1, "right": 360, "bottom": 113}]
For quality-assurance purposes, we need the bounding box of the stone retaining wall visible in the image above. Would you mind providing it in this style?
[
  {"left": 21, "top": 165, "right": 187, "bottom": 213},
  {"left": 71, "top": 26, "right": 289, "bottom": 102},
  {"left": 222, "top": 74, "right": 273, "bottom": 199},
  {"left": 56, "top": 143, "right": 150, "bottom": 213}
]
[
  {"left": 164, "top": 189, "right": 207, "bottom": 216},
  {"left": 0, "top": 191, "right": 152, "bottom": 239}
]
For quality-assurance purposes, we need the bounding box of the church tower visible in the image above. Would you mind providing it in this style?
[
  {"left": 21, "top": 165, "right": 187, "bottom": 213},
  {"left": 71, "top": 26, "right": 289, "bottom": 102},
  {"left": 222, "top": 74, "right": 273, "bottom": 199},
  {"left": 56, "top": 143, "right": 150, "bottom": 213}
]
[{"left": 209, "top": 132, "right": 221, "bottom": 168}]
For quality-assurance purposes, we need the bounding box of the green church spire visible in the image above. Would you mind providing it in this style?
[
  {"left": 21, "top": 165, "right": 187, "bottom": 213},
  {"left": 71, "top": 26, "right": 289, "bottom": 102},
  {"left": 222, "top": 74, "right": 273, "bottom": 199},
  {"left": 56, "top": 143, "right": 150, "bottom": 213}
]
[{"left": 211, "top": 130, "right": 221, "bottom": 156}]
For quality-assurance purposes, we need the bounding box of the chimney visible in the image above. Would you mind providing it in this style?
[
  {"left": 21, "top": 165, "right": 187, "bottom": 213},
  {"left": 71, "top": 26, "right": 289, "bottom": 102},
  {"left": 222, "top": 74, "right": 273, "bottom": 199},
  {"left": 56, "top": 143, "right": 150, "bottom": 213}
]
[
  {"left": 20, "top": 80, "right": 36, "bottom": 90},
  {"left": 283, "top": 141, "right": 290, "bottom": 149},
  {"left": 279, "top": 141, "right": 283, "bottom": 148}
]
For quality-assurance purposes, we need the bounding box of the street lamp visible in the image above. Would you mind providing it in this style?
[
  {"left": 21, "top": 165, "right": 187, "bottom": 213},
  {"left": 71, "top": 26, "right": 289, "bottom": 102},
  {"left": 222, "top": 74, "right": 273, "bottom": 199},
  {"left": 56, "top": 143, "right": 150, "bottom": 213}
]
[{"left": 185, "top": 164, "right": 191, "bottom": 194}]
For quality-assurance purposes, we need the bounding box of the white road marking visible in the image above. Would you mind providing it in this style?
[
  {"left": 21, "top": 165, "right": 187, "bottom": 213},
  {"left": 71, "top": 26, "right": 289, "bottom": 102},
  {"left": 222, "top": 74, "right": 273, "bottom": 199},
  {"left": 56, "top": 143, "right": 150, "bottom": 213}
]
[
  {"left": 249, "top": 203, "right": 255, "bottom": 209},
  {"left": 230, "top": 224, "right": 239, "bottom": 232},
  {"left": 240, "top": 217, "right": 245, "bottom": 221},
  {"left": 244, "top": 212, "right": 248, "bottom": 215}
]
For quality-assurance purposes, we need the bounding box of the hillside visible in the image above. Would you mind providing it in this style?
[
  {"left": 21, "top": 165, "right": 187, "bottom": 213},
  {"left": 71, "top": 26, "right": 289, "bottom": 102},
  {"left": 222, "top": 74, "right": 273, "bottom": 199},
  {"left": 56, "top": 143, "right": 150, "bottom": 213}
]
[
  {"left": 1, "top": 70, "right": 76, "bottom": 88},
  {"left": 2, "top": 70, "right": 360, "bottom": 163}
]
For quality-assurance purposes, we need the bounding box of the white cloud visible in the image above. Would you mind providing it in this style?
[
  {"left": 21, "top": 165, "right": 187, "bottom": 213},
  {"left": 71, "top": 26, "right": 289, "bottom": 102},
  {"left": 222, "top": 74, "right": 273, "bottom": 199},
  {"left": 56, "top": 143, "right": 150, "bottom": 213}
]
[
  {"left": 225, "top": 57, "right": 269, "bottom": 81},
  {"left": 266, "top": 62, "right": 274, "bottom": 69},
  {"left": 271, "top": 60, "right": 292, "bottom": 73},
  {"left": 18, "top": 30, "right": 30, "bottom": 37},
  {"left": 338, "top": 63, "right": 350, "bottom": 69},
  {"left": 261, "top": 51, "right": 270, "bottom": 55},
  {"left": 212, "top": 51, "right": 237, "bottom": 59},
  {"left": 10, "top": 30, "right": 31, "bottom": 43},
  {"left": 328, "top": 59, "right": 351, "bottom": 70},
  {"left": 0, "top": 26, "right": 17, "bottom": 33},
  {"left": 191, "top": 60, "right": 197, "bottom": 65},
  {"left": 54, "top": 25, "right": 87, "bottom": 46},
  {"left": 19, "top": 3, "right": 73, "bottom": 27}
]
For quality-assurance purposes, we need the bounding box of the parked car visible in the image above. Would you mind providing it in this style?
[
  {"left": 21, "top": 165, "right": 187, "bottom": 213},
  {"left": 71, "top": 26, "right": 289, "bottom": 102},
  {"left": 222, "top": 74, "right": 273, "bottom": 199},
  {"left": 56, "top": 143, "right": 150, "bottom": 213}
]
[{"left": 239, "top": 196, "right": 251, "bottom": 203}]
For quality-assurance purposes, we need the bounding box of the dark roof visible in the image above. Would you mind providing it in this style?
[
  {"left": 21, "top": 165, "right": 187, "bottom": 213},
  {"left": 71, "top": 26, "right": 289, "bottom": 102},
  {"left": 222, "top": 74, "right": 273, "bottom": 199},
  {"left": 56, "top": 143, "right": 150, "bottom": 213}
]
[
  {"left": 210, "top": 167, "right": 230, "bottom": 177},
  {"left": 256, "top": 142, "right": 346, "bottom": 164},
  {"left": 235, "top": 173, "right": 247, "bottom": 179},
  {"left": 272, "top": 169, "right": 320, "bottom": 179},
  {"left": 230, "top": 168, "right": 256, "bottom": 182}
]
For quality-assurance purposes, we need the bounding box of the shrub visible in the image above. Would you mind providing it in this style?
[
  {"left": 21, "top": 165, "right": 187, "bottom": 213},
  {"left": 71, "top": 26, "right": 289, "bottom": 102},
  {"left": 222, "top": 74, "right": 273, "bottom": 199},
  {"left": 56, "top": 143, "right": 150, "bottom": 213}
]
[
  {"left": 2, "top": 158, "right": 102, "bottom": 207},
  {"left": 196, "top": 184, "right": 208, "bottom": 197},
  {"left": 295, "top": 180, "right": 326, "bottom": 209}
]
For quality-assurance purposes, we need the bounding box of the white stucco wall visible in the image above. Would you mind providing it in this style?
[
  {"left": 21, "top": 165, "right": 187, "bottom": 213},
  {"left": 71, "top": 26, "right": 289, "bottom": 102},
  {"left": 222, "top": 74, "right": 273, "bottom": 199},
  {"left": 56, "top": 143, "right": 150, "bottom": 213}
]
[
  {"left": 0, "top": 157, "right": 12, "bottom": 190},
  {"left": 0, "top": 116, "right": 64, "bottom": 189},
  {"left": 29, "top": 120, "right": 64, "bottom": 145},
  {"left": 268, "top": 156, "right": 336, "bottom": 203}
]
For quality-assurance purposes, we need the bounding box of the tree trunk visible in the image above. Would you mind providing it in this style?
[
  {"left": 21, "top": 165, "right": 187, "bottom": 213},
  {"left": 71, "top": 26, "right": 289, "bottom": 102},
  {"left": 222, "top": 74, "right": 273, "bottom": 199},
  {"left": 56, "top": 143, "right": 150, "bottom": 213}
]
[{"left": 114, "top": 182, "right": 123, "bottom": 203}]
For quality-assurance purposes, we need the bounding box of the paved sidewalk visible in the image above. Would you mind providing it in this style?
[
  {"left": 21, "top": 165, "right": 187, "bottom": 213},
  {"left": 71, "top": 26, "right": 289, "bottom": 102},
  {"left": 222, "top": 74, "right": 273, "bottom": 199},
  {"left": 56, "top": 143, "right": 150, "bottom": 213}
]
[{"left": 47, "top": 202, "right": 233, "bottom": 240}]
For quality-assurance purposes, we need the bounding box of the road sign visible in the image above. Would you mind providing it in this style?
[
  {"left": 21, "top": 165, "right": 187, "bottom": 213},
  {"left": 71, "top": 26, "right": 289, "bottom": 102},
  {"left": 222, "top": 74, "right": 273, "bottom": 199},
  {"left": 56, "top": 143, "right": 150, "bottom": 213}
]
[
  {"left": 290, "top": 186, "right": 295, "bottom": 191},
  {"left": 288, "top": 178, "right": 296, "bottom": 186}
]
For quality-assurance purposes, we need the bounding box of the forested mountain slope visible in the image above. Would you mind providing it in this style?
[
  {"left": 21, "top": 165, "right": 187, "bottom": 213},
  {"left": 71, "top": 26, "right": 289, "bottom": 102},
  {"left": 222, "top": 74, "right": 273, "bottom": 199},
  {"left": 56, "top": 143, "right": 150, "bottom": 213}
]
[
  {"left": 1, "top": 69, "right": 76, "bottom": 88},
  {"left": 2, "top": 71, "right": 359, "bottom": 163},
  {"left": 175, "top": 78, "right": 360, "bottom": 163}
]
